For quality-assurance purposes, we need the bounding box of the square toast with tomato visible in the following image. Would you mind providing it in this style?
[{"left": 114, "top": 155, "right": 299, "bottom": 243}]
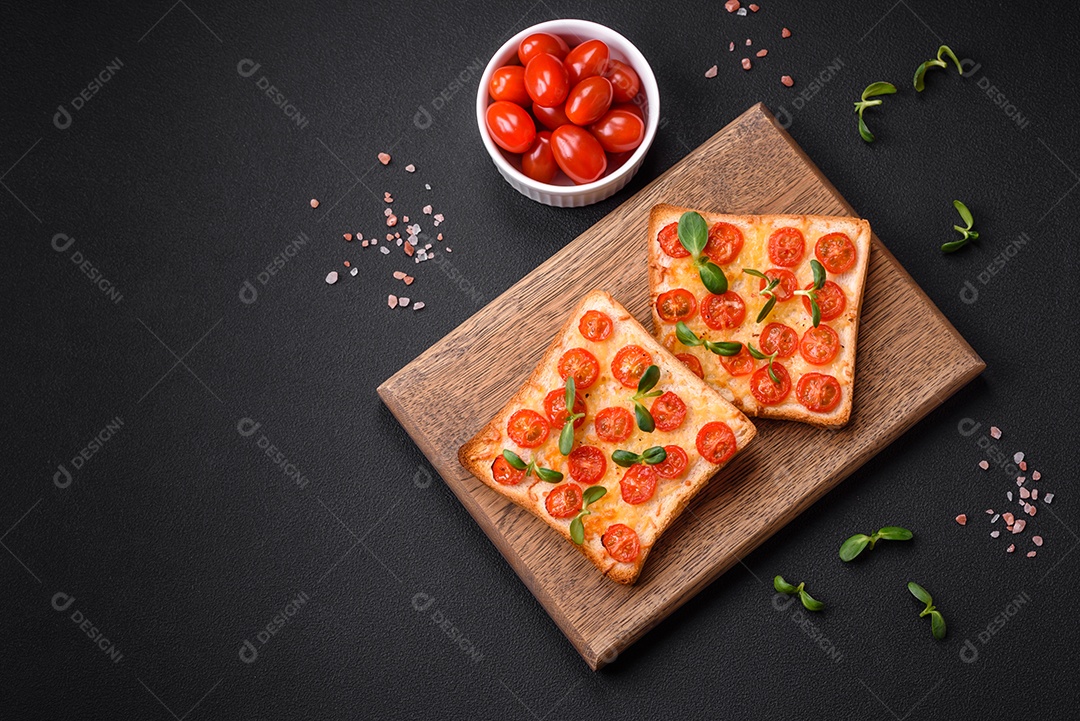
[{"left": 458, "top": 290, "right": 756, "bottom": 585}]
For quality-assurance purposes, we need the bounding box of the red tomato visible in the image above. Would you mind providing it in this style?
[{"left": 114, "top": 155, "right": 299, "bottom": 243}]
[
  {"left": 654, "top": 444, "right": 688, "bottom": 479},
  {"left": 550, "top": 124, "right": 607, "bottom": 184},
  {"left": 796, "top": 373, "right": 843, "bottom": 413},
  {"left": 705, "top": 223, "right": 744, "bottom": 264},
  {"left": 800, "top": 324, "right": 840, "bottom": 365},
  {"left": 533, "top": 101, "right": 571, "bottom": 130},
  {"left": 579, "top": 309, "right": 613, "bottom": 341},
  {"left": 658, "top": 221, "right": 690, "bottom": 258},
  {"left": 565, "top": 76, "right": 613, "bottom": 125},
  {"left": 803, "top": 280, "right": 846, "bottom": 321},
  {"left": 611, "top": 344, "right": 653, "bottom": 388},
  {"left": 720, "top": 347, "right": 755, "bottom": 376},
  {"left": 759, "top": 322, "right": 798, "bottom": 358},
  {"left": 651, "top": 391, "right": 687, "bottom": 431},
  {"left": 491, "top": 455, "right": 525, "bottom": 486},
  {"left": 521, "top": 131, "right": 557, "bottom": 183},
  {"left": 620, "top": 464, "right": 657, "bottom": 505},
  {"left": 485, "top": 101, "right": 536, "bottom": 153},
  {"left": 767, "top": 227, "right": 806, "bottom": 267},
  {"left": 701, "top": 291, "right": 746, "bottom": 330},
  {"left": 750, "top": 362, "right": 792, "bottom": 406},
  {"left": 815, "top": 232, "right": 857, "bottom": 274},
  {"left": 564, "top": 39, "right": 610, "bottom": 86},
  {"left": 568, "top": 445, "right": 606, "bottom": 485},
  {"left": 676, "top": 352, "right": 704, "bottom": 378},
  {"left": 604, "top": 59, "right": 641, "bottom": 103},
  {"left": 488, "top": 65, "right": 531, "bottom": 106},
  {"left": 696, "top": 421, "right": 737, "bottom": 465},
  {"left": 603, "top": 523, "right": 640, "bottom": 563},
  {"left": 558, "top": 347, "right": 600, "bottom": 389},
  {"left": 546, "top": 483, "right": 583, "bottom": 518},
  {"left": 524, "top": 53, "right": 570, "bottom": 107},
  {"left": 543, "top": 388, "right": 586, "bottom": 429},
  {"left": 518, "top": 32, "right": 570, "bottom": 65},
  {"left": 595, "top": 407, "right": 634, "bottom": 443},
  {"left": 589, "top": 109, "right": 645, "bottom": 153},
  {"left": 507, "top": 409, "right": 550, "bottom": 447},
  {"left": 612, "top": 101, "right": 645, "bottom": 120},
  {"left": 761, "top": 268, "right": 797, "bottom": 302},
  {"left": 656, "top": 288, "right": 697, "bottom": 323}
]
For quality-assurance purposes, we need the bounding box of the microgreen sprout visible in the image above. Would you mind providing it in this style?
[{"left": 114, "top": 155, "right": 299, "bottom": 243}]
[
  {"left": 746, "top": 342, "right": 780, "bottom": 384},
  {"left": 854, "top": 81, "right": 897, "bottom": 143},
  {"left": 941, "top": 200, "right": 979, "bottom": 253},
  {"left": 792, "top": 259, "right": 827, "bottom": 327},
  {"left": 677, "top": 211, "right": 729, "bottom": 294},
  {"left": 570, "top": 485, "right": 607, "bottom": 544},
  {"left": 501, "top": 449, "right": 563, "bottom": 483},
  {"left": 557, "top": 376, "right": 585, "bottom": 456},
  {"left": 774, "top": 575, "right": 825, "bottom": 611},
  {"left": 611, "top": 446, "right": 668, "bottom": 468},
  {"left": 908, "top": 581, "right": 946, "bottom": 639},
  {"left": 913, "top": 45, "right": 963, "bottom": 91},
  {"left": 839, "top": 526, "right": 913, "bottom": 561},
  {"left": 675, "top": 321, "right": 743, "bottom": 356},
  {"left": 630, "top": 364, "right": 662, "bottom": 432},
  {"left": 743, "top": 268, "right": 782, "bottom": 322}
]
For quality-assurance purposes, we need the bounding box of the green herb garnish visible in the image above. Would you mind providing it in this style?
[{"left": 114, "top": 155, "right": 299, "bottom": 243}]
[
  {"left": 501, "top": 449, "right": 563, "bottom": 483},
  {"left": 746, "top": 342, "right": 780, "bottom": 384},
  {"left": 675, "top": 321, "right": 743, "bottom": 356},
  {"left": 913, "top": 45, "right": 963, "bottom": 91},
  {"left": 792, "top": 259, "right": 826, "bottom": 327},
  {"left": 774, "top": 575, "right": 825, "bottom": 611},
  {"left": 941, "top": 200, "right": 979, "bottom": 253},
  {"left": 569, "top": 485, "right": 607, "bottom": 545},
  {"left": 677, "top": 211, "right": 729, "bottom": 294},
  {"left": 839, "top": 526, "right": 913, "bottom": 561},
  {"left": 611, "top": 446, "right": 668, "bottom": 468},
  {"left": 557, "top": 376, "right": 585, "bottom": 456},
  {"left": 854, "top": 81, "right": 897, "bottom": 143},
  {"left": 908, "top": 581, "right": 946, "bottom": 639},
  {"left": 630, "top": 364, "right": 662, "bottom": 432},
  {"left": 743, "top": 268, "right": 782, "bottom": 323}
]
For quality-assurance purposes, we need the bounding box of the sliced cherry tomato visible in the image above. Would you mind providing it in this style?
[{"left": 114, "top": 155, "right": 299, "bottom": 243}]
[
  {"left": 604, "top": 59, "right": 641, "bottom": 103},
  {"left": 521, "top": 130, "right": 557, "bottom": 183},
  {"left": 620, "top": 463, "right": 658, "bottom": 505},
  {"left": 676, "top": 352, "right": 704, "bottom": 379},
  {"left": 654, "top": 444, "right": 688, "bottom": 479},
  {"left": 651, "top": 391, "right": 687, "bottom": 432},
  {"left": 611, "top": 344, "right": 653, "bottom": 388},
  {"left": 565, "top": 76, "right": 613, "bottom": 125},
  {"left": 518, "top": 32, "right": 570, "bottom": 65},
  {"left": 550, "top": 124, "right": 607, "bottom": 184},
  {"left": 524, "top": 53, "right": 570, "bottom": 107},
  {"left": 485, "top": 101, "right": 536, "bottom": 154},
  {"left": 815, "top": 232, "right": 857, "bottom": 274},
  {"left": 532, "top": 101, "right": 571, "bottom": 130},
  {"left": 543, "top": 388, "right": 586, "bottom": 428},
  {"left": 564, "top": 39, "right": 610, "bottom": 86},
  {"left": 803, "top": 280, "right": 846, "bottom": 321},
  {"left": 507, "top": 409, "right": 550, "bottom": 447},
  {"left": 759, "top": 322, "right": 798, "bottom": 358},
  {"left": 589, "top": 109, "right": 645, "bottom": 154},
  {"left": 568, "top": 445, "right": 606, "bottom": 485},
  {"left": 720, "top": 347, "right": 755, "bottom": 376},
  {"left": 705, "top": 222, "right": 744, "bottom": 264},
  {"left": 656, "top": 288, "right": 697, "bottom": 323},
  {"left": 696, "top": 421, "right": 737, "bottom": 464},
  {"left": 595, "top": 407, "right": 634, "bottom": 443},
  {"left": 800, "top": 324, "right": 840, "bottom": 365},
  {"left": 796, "top": 373, "right": 843, "bottom": 413},
  {"left": 750, "top": 362, "right": 792, "bottom": 406},
  {"left": 612, "top": 101, "right": 645, "bottom": 120},
  {"left": 701, "top": 291, "right": 745, "bottom": 330},
  {"left": 603, "top": 523, "right": 640, "bottom": 563},
  {"left": 767, "top": 227, "right": 805, "bottom": 267},
  {"left": 546, "top": 483, "right": 583, "bottom": 518},
  {"left": 558, "top": 347, "right": 600, "bottom": 389},
  {"left": 658, "top": 221, "right": 690, "bottom": 258},
  {"left": 488, "top": 65, "right": 531, "bottom": 106},
  {"left": 579, "top": 309, "right": 613, "bottom": 341},
  {"left": 491, "top": 454, "right": 525, "bottom": 486},
  {"left": 761, "top": 268, "right": 797, "bottom": 301}
]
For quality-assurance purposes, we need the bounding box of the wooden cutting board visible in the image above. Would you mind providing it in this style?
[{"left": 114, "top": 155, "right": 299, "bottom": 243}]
[{"left": 378, "top": 103, "right": 984, "bottom": 669}]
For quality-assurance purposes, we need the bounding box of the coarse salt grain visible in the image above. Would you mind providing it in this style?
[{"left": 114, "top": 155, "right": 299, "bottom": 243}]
[
  {"left": 434, "top": 213, "right": 444, "bottom": 222},
  {"left": 1003, "top": 512, "right": 1015, "bottom": 524},
  {"left": 425, "top": 183, "right": 431, "bottom": 190},
  {"left": 991, "top": 514, "right": 1000, "bottom": 523},
  {"left": 393, "top": 271, "right": 406, "bottom": 280},
  {"left": 729, "top": 42, "right": 735, "bottom": 52},
  {"left": 1020, "top": 460, "right": 1027, "bottom": 471},
  {"left": 1026, "top": 504, "right": 1037, "bottom": 516},
  {"left": 724, "top": 0, "right": 740, "bottom": 11},
  {"left": 1013, "top": 451, "right": 1024, "bottom": 463},
  {"left": 990, "top": 530, "right": 1000, "bottom": 538},
  {"left": 437, "top": 233, "right": 443, "bottom": 241},
  {"left": 736, "top": 6, "right": 746, "bottom": 14},
  {"left": 1007, "top": 544, "right": 1015, "bottom": 553},
  {"left": 955, "top": 514, "right": 967, "bottom": 525},
  {"left": 403, "top": 216, "right": 409, "bottom": 223},
  {"left": 1012, "top": 519, "right": 1026, "bottom": 533},
  {"left": 387, "top": 215, "right": 398, "bottom": 227},
  {"left": 782, "top": 27, "right": 791, "bottom": 38},
  {"left": 745, "top": 38, "right": 752, "bottom": 45},
  {"left": 749, "top": 3, "right": 759, "bottom": 10},
  {"left": 1032, "top": 470, "right": 1041, "bottom": 481},
  {"left": 362, "top": 240, "right": 369, "bottom": 247},
  {"left": 388, "top": 294, "right": 397, "bottom": 308},
  {"left": 1020, "top": 486, "right": 1030, "bottom": 499},
  {"left": 404, "top": 242, "right": 414, "bottom": 257},
  {"left": 1026, "top": 551, "right": 1037, "bottom": 557},
  {"left": 990, "top": 426, "right": 1001, "bottom": 439},
  {"left": 1044, "top": 492, "right": 1054, "bottom": 504},
  {"left": 405, "top": 164, "right": 415, "bottom": 172},
  {"left": 741, "top": 58, "right": 752, "bottom": 70},
  {"left": 1031, "top": 489, "right": 1038, "bottom": 500},
  {"left": 344, "top": 233, "right": 353, "bottom": 241},
  {"left": 325, "top": 271, "right": 338, "bottom": 284},
  {"left": 1017, "top": 478, "right": 1025, "bottom": 487},
  {"left": 1033, "top": 536, "right": 1043, "bottom": 546},
  {"left": 413, "top": 302, "right": 425, "bottom": 311},
  {"left": 985, "top": 508, "right": 994, "bottom": 514},
  {"left": 343, "top": 261, "right": 350, "bottom": 268},
  {"left": 404, "top": 276, "right": 414, "bottom": 285},
  {"left": 380, "top": 247, "right": 390, "bottom": 255},
  {"left": 378, "top": 152, "right": 391, "bottom": 165},
  {"left": 705, "top": 65, "right": 718, "bottom": 78},
  {"left": 756, "top": 49, "right": 768, "bottom": 57},
  {"left": 399, "top": 297, "right": 410, "bottom": 307},
  {"left": 384, "top": 208, "right": 393, "bottom": 217},
  {"left": 350, "top": 267, "right": 358, "bottom": 276},
  {"left": 978, "top": 460, "right": 989, "bottom": 470},
  {"left": 310, "top": 198, "right": 319, "bottom": 208}
]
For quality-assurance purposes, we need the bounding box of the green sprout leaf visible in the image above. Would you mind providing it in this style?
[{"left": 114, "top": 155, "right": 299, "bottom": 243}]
[
  {"left": 954, "top": 199, "right": 974, "bottom": 227},
  {"left": 569, "top": 485, "right": 607, "bottom": 545},
  {"left": 839, "top": 533, "right": 873, "bottom": 562},
  {"left": 675, "top": 322, "right": 702, "bottom": 347},
  {"left": 675, "top": 322, "right": 743, "bottom": 357},
  {"left": 637, "top": 364, "right": 659, "bottom": 395},
  {"left": 939, "top": 45, "right": 962, "bottom": 73},
  {"left": 863, "top": 81, "right": 898, "bottom": 99},
  {"left": 810, "top": 259, "right": 826, "bottom": 290},
  {"left": 534, "top": 466, "right": 564, "bottom": 483},
  {"left": 502, "top": 450, "right": 528, "bottom": 471},
  {"left": 774, "top": 576, "right": 824, "bottom": 611},
  {"left": 914, "top": 45, "right": 963, "bottom": 91},
  {"left": 698, "top": 259, "right": 729, "bottom": 295},
  {"left": 747, "top": 343, "right": 780, "bottom": 384},
  {"left": 501, "top": 449, "right": 562, "bottom": 482},
  {"left": 773, "top": 575, "right": 797, "bottom": 594},
  {"left": 858, "top": 114, "right": 875, "bottom": 142},
  {"left": 854, "top": 82, "right": 896, "bottom": 143},
  {"left": 930, "top": 610, "right": 947, "bottom": 640},
  {"left": 630, "top": 365, "right": 662, "bottom": 432},
  {"left": 840, "top": 526, "right": 913, "bottom": 561},
  {"left": 582, "top": 485, "right": 607, "bottom": 505},
  {"left": 558, "top": 420, "right": 576, "bottom": 456},
  {"left": 799, "top": 589, "right": 825, "bottom": 612},
  {"left": 564, "top": 375, "right": 576, "bottom": 414},
  {"left": 570, "top": 516, "right": 585, "bottom": 544},
  {"left": 677, "top": 211, "right": 709, "bottom": 256},
  {"left": 908, "top": 581, "right": 933, "bottom": 606},
  {"left": 612, "top": 449, "right": 641, "bottom": 468},
  {"left": 641, "top": 446, "right": 667, "bottom": 465},
  {"left": 942, "top": 199, "right": 978, "bottom": 253},
  {"left": 913, "top": 60, "right": 936, "bottom": 92},
  {"left": 634, "top": 401, "right": 655, "bottom": 433},
  {"left": 876, "top": 526, "right": 913, "bottom": 541}
]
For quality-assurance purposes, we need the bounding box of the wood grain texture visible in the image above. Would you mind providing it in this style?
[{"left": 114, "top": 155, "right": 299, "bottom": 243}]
[{"left": 377, "top": 104, "right": 984, "bottom": 670}]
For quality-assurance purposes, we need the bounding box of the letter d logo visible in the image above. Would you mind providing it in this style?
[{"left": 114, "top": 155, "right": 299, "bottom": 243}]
[
  {"left": 959, "top": 280, "right": 979, "bottom": 305},
  {"left": 239, "top": 280, "right": 258, "bottom": 305},
  {"left": 53, "top": 105, "right": 72, "bottom": 130},
  {"left": 412, "top": 592, "right": 434, "bottom": 612},
  {"left": 238, "top": 639, "right": 259, "bottom": 664},
  {"left": 237, "top": 418, "right": 261, "bottom": 437},
  {"left": 413, "top": 105, "right": 433, "bottom": 130},
  {"left": 959, "top": 639, "right": 979, "bottom": 663},
  {"left": 237, "top": 58, "right": 261, "bottom": 78},
  {"left": 54, "top": 463, "right": 73, "bottom": 489},
  {"left": 52, "top": 591, "right": 76, "bottom": 612}
]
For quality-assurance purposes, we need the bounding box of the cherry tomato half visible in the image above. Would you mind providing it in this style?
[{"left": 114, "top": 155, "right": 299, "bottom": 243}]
[
  {"left": 543, "top": 388, "right": 586, "bottom": 429},
  {"left": 533, "top": 101, "right": 571, "bottom": 130},
  {"left": 507, "top": 408, "right": 550, "bottom": 447},
  {"left": 485, "top": 101, "right": 536, "bottom": 154},
  {"left": 654, "top": 444, "right": 688, "bottom": 479},
  {"left": 620, "top": 464, "right": 658, "bottom": 505},
  {"left": 759, "top": 322, "right": 798, "bottom": 358},
  {"left": 558, "top": 347, "right": 600, "bottom": 389},
  {"left": 603, "top": 523, "right": 640, "bottom": 563},
  {"left": 524, "top": 52, "right": 570, "bottom": 107},
  {"left": 564, "top": 39, "right": 610, "bottom": 86},
  {"left": 701, "top": 291, "right": 746, "bottom": 330},
  {"left": 522, "top": 131, "right": 557, "bottom": 183},
  {"left": 761, "top": 268, "right": 797, "bottom": 301},
  {"left": 546, "top": 483, "right": 583, "bottom": 518},
  {"left": 750, "top": 363, "right": 792, "bottom": 406},
  {"left": 605, "top": 59, "right": 641, "bottom": 103},
  {"left": 568, "top": 445, "right": 606, "bottom": 485},
  {"left": 651, "top": 391, "right": 687, "bottom": 431},
  {"left": 565, "top": 76, "right": 613, "bottom": 126},
  {"left": 803, "top": 281, "right": 846, "bottom": 321},
  {"left": 720, "top": 347, "right": 756, "bottom": 376},
  {"left": 488, "top": 65, "right": 531, "bottom": 106},
  {"left": 550, "top": 124, "right": 607, "bottom": 184},
  {"left": 611, "top": 344, "right": 653, "bottom": 388},
  {"left": 705, "top": 222, "right": 744, "bottom": 264},
  {"left": 800, "top": 324, "right": 840, "bottom": 365},
  {"left": 796, "top": 373, "right": 843, "bottom": 413},
  {"left": 491, "top": 455, "right": 525, "bottom": 486},
  {"left": 675, "top": 352, "right": 704, "bottom": 379},
  {"left": 696, "top": 421, "right": 737, "bottom": 465},
  {"left": 656, "top": 288, "right": 697, "bottom": 323},
  {"left": 589, "top": 108, "right": 645, "bottom": 154},
  {"left": 658, "top": 221, "right": 690, "bottom": 258},
  {"left": 767, "top": 227, "right": 806, "bottom": 267},
  {"left": 595, "top": 406, "right": 635, "bottom": 443},
  {"left": 578, "top": 309, "right": 613, "bottom": 341},
  {"left": 815, "top": 232, "right": 857, "bottom": 274},
  {"left": 518, "top": 32, "right": 570, "bottom": 65}
]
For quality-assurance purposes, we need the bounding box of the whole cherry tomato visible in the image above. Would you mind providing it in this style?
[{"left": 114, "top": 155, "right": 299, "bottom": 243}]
[
  {"left": 565, "top": 76, "right": 613, "bottom": 125},
  {"left": 589, "top": 108, "right": 645, "bottom": 153},
  {"left": 564, "top": 39, "right": 610, "bottom": 86},
  {"left": 518, "top": 32, "right": 570, "bottom": 65},
  {"left": 522, "top": 130, "right": 557, "bottom": 183},
  {"left": 488, "top": 65, "right": 531, "bottom": 106},
  {"left": 551, "top": 124, "right": 607, "bottom": 184},
  {"left": 604, "top": 59, "right": 641, "bottom": 103},
  {"left": 524, "top": 52, "right": 570, "bottom": 107},
  {"left": 485, "top": 100, "right": 536, "bottom": 153},
  {"left": 533, "top": 101, "right": 571, "bottom": 130}
]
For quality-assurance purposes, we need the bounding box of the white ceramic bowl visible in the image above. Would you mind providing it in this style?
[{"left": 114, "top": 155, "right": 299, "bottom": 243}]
[{"left": 475, "top": 19, "right": 660, "bottom": 208}]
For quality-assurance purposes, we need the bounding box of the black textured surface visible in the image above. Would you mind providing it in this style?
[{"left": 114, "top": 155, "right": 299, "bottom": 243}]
[{"left": 5, "top": 1, "right": 1079, "bottom": 719}]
